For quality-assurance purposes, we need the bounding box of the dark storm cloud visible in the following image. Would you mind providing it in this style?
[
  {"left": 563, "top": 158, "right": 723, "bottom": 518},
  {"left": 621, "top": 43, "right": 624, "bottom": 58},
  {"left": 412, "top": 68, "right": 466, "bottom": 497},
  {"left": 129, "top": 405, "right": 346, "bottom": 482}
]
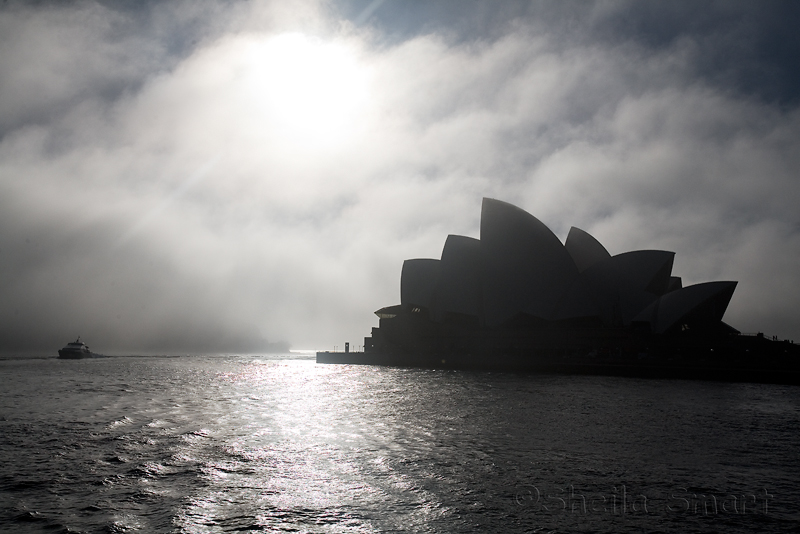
[{"left": 1, "top": 0, "right": 799, "bottom": 353}]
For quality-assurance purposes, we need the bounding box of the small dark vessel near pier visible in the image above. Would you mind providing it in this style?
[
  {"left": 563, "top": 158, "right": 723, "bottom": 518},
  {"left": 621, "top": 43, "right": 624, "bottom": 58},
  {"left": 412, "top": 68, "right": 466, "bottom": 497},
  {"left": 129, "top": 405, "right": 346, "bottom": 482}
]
[
  {"left": 318, "top": 198, "right": 800, "bottom": 384},
  {"left": 58, "top": 337, "right": 97, "bottom": 359}
]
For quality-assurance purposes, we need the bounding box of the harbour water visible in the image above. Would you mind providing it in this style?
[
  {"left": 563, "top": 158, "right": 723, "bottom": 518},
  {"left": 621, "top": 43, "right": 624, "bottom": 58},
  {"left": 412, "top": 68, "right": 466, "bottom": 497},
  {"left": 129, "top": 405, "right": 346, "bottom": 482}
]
[{"left": 1, "top": 353, "right": 799, "bottom": 533}]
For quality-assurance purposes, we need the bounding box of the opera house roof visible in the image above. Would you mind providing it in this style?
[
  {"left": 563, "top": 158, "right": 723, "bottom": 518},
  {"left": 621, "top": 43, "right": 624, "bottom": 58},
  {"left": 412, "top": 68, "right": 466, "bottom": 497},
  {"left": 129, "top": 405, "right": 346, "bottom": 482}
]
[{"left": 398, "top": 198, "right": 737, "bottom": 335}]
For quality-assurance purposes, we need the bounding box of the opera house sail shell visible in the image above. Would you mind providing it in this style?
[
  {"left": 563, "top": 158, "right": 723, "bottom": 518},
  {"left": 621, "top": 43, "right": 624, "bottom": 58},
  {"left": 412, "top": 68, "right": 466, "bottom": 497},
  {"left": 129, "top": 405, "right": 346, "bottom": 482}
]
[
  {"left": 319, "top": 198, "right": 800, "bottom": 384},
  {"left": 397, "top": 198, "right": 735, "bottom": 332}
]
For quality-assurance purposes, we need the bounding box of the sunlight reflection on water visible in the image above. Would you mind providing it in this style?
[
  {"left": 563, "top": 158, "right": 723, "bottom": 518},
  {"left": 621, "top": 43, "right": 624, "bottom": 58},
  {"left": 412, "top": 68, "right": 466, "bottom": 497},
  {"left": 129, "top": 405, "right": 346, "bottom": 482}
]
[{"left": 1, "top": 354, "right": 799, "bottom": 533}]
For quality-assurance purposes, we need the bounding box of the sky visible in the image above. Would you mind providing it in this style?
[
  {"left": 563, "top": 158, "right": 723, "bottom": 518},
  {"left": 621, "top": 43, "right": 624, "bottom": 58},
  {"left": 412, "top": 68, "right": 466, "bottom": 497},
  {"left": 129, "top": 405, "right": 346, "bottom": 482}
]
[{"left": 1, "top": 0, "right": 799, "bottom": 353}]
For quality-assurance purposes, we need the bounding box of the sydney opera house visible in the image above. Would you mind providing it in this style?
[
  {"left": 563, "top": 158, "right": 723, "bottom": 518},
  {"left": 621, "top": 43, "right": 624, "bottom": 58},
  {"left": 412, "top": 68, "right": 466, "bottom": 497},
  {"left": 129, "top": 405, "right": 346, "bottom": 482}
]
[{"left": 319, "top": 199, "right": 799, "bottom": 383}]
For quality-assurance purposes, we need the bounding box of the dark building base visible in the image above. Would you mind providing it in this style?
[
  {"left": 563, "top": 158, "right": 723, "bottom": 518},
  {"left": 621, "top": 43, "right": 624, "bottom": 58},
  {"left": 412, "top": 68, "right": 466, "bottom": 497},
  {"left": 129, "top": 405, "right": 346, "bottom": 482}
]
[
  {"left": 317, "top": 313, "right": 800, "bottom": 385},
  {"left": 316, "top": 349, "right": 800, "bottom": 385},
  {"left": 318, "top": 313, "right": 800, "bottom": 385}
]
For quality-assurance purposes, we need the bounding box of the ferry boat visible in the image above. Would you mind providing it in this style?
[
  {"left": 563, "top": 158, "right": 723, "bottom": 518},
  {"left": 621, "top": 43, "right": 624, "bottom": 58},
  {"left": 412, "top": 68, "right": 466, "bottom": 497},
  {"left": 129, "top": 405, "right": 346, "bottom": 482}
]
[{"left": 58, "top": 337, "right": 96, "bottom": 359}]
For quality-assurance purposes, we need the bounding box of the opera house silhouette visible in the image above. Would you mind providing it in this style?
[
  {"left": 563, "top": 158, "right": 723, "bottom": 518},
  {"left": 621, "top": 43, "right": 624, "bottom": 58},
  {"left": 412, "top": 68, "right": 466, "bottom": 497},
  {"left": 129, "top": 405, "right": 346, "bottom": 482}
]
[{"left": 319, "top": 198, "right": 799, "bottom": 383}]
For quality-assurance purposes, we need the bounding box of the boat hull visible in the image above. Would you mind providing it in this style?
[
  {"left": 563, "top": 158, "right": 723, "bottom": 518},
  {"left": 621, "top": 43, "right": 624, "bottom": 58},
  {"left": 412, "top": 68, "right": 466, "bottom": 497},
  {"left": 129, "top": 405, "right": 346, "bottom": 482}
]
[{"left": 58, "top": 349, "right": 96, "bottom": 359}]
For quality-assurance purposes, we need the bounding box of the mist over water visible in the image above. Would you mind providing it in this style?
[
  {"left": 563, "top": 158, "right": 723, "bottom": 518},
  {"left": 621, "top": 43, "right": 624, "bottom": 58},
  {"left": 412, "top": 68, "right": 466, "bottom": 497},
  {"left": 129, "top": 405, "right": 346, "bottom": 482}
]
[{"left": 1, "top": 354, "right": 798, "bottom": 533}]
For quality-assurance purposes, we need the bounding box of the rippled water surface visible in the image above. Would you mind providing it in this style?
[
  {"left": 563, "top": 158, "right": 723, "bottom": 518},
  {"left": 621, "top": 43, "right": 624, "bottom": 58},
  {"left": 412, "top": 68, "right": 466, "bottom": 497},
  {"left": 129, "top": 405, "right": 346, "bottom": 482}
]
[{"left": 1, "top": 354, "right": 799, "bottom": 533}]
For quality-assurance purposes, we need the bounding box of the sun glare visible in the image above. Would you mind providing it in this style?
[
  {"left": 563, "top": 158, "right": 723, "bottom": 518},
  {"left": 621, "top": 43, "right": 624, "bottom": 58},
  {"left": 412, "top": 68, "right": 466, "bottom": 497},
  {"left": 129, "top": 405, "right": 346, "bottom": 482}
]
[{"left": 244, "top": 33, "right": 370, "bottom": 149}]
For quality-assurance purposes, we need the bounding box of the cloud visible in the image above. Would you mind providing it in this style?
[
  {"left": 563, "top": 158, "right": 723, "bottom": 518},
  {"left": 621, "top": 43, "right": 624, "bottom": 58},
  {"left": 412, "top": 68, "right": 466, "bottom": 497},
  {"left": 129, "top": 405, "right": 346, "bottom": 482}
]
[{"left": 1, "top": 0, "right": 799, "bottom": 353}]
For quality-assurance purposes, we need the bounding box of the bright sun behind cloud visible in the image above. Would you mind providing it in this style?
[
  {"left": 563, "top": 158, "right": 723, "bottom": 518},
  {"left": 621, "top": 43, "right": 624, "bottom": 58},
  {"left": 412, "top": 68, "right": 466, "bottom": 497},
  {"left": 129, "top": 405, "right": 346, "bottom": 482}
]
[{"left": 242, "top": 32, "right": 371, "bottom": 150}]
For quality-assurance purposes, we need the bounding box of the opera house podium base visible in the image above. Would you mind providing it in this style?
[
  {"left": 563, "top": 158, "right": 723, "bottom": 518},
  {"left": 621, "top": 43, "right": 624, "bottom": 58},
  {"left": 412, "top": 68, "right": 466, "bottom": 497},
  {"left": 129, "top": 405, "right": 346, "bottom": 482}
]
[{"left": 317, "top": 330, "right": 800, "bottom": 385}]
